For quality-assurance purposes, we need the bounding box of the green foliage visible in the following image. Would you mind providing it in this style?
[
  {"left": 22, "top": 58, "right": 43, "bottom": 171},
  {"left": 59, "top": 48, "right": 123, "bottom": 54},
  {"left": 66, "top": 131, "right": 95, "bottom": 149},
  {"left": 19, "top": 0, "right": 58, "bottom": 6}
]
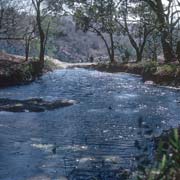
[
  {"left": 117, "top": 44, "right": 133, "bottom": 63},
  {"left": 74, "top": 0, "right": 117, "bottom": 33},
  {"left": 30, "top": 39, "right": 40, "bottom": 57},
  {"left": 43, "top": 57, "right": 61, "bottom": 71},
  {"left": 137, "top": 129, "right": 180, "bottom": 180},
  {"left": 46, "top": 43, "right": 58, "bottom": 57},
  {"left": 156, "top": 64, "right": 177, "bottom": 76},
  {"left": 73, "top": 0, "right": 118, "bottom": 62},
  {"left": 143, "top": 61, "right": 158, "bottom": 74}
]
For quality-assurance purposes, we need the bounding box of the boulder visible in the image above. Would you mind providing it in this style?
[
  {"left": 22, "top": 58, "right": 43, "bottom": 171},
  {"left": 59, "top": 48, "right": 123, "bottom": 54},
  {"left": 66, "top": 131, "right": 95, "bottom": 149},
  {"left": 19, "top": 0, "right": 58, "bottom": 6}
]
[{"left": 0, "top": 98, "right": 76, "bottom": 112}]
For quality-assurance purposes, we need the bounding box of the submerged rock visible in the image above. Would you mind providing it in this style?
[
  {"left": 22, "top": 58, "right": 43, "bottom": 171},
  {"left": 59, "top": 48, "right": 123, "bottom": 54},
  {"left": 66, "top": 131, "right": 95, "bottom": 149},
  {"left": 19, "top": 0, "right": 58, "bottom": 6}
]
[{"left": 0, "top": 98, "right": 76, "bottom": 112}]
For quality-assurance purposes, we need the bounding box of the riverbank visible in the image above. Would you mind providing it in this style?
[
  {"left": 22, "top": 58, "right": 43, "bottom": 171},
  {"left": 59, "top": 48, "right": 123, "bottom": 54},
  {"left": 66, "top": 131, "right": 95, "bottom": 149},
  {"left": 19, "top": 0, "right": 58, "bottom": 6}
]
[
  {"left": 45, "top": 56, "right": 97, "bottom": 70},
  {"left": 0, "top": 52, "right": 97, "bottom": 87},
  {"left": 1, "top": 52, "right": 180, "bottom": 88},
  {"left": 0, "top": 53, "right": 41, "bottom": 87},
  {"left": 47, "top": 58, "right": 180, "bottom": 88},
  {"left": 0, "top": 53, "right": 65, "bottom": 87},
  {"left": 47, "top": 58, "right": 180, "bottom": 87},
  {"left": 90, "top": 62, "right": 180, "bottom": 87}
]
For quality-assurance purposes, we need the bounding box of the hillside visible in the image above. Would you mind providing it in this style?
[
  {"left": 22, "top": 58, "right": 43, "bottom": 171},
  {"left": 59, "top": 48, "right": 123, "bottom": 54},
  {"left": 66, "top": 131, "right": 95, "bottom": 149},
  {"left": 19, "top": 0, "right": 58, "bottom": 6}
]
[{"left": 0, "top": 16, "right": 134, "bottom": 63}]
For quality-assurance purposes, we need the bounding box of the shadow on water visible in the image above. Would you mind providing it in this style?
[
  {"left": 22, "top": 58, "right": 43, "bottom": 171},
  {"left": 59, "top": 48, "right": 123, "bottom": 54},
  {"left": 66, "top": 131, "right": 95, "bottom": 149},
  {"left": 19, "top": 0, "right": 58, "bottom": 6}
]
[{"left": 0, "top": 69, "right": 180, "bottom": 180}]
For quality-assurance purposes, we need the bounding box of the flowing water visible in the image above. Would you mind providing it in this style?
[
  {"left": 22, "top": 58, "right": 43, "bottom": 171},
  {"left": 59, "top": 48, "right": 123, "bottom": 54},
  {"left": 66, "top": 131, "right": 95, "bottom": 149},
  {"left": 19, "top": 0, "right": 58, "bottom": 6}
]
[{"left": 0, "top": 69, "right": 180, "bottom": 180}]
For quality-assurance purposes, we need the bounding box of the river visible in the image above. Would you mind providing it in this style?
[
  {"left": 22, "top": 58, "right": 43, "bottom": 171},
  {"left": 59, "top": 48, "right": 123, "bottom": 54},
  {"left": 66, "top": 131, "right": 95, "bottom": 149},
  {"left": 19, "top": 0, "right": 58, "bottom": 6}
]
[{"left": 0, "top": 69, "right": 180, "bottom": 180}]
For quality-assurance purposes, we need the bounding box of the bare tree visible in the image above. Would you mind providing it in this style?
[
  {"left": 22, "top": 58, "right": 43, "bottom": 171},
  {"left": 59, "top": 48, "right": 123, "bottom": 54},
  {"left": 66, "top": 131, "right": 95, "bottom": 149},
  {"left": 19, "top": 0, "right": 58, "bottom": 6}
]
[
  {"left": 0, "top": 0, "right": 37, "bottom": 61},
  {"left": 0, "top": 0, "right": 22, "bottom": 40},
  {"left": 24, "top": 22, "right": 36, "bottom": 61}
]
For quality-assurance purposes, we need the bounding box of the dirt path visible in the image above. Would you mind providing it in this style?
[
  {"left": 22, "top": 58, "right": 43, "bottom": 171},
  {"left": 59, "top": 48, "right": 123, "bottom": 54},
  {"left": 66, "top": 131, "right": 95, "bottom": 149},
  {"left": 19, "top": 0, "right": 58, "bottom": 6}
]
[{"left": 48, "top": 57, "right": 97, "bottom": 69}]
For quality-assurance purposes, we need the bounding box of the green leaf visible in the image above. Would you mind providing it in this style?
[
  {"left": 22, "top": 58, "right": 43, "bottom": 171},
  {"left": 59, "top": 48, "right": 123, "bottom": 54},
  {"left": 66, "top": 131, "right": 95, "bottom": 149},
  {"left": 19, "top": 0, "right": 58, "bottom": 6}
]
[
  {"left": 170, "top": 139, "right": 179, "bottom": 149},
  {"left": 174, "top": 129, "right": 179, "bottom": 143},
  {"left": 160, "top": 155, "right": 167, "bottom": 171}
]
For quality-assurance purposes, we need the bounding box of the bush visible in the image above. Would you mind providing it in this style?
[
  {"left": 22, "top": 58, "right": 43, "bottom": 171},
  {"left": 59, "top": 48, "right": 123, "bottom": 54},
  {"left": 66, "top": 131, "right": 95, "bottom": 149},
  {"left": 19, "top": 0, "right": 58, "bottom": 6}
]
[
  {"left": 143, "top": 61, "right": 158, "bottom": 74},
  {"left": 137, "top": 129, "right": 180, "bottom": 180},
  {"left": 156, "top": 64, "right": 177, "bottom": 76}
]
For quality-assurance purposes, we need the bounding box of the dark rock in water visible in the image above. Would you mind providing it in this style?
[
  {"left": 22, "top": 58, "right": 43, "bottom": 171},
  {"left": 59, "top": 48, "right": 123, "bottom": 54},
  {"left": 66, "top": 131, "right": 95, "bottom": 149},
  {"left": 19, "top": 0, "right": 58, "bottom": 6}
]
[
  {"left": 144, "top": 129, "right": 153, "bottom": 135},
  {"left": 0, "top": 98, "right": 76, "bottom": 112},
  {"left": 134, "top": 140, "right": 141, "bottom": 150},
  {"left": 52, "top": 143, "right": 57, "bottom": 154},
  {"left": 108, "top": 106, "right": 112, "bottom": 110}
]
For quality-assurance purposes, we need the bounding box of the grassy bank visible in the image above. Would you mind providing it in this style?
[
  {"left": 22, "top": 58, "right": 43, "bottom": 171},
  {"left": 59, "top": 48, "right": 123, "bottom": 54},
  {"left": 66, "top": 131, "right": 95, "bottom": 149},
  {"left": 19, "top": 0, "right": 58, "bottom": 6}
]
[
  {"left": 1, "top": 52, "right": 180, "bottom": 88},
  {"left": 0, "top": 53, "right": 62, "bottom": 87},
  {"left": 0, "top": 59, "right": 41, "bottom": 87},
  {"left": 91, "top": 61, "right": 180, "bottom": 87}
]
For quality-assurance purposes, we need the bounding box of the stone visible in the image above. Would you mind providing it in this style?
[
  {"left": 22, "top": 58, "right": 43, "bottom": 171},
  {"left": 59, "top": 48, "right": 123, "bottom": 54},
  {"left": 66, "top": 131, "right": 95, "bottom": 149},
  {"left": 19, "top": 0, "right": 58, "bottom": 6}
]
[
  {"left": 0, "top": 98, "right": 76, "bottom": 112},
  {"left": 144, "top": 81, "right": 154, "bottom": 85}
]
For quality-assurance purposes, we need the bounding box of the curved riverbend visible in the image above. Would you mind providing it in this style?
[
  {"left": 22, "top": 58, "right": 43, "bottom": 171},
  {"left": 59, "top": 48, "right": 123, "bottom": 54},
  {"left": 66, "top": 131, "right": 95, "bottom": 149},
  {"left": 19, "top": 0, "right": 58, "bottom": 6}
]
[{"left": 0, "top": 69, "right": 180, "bottom": 180}]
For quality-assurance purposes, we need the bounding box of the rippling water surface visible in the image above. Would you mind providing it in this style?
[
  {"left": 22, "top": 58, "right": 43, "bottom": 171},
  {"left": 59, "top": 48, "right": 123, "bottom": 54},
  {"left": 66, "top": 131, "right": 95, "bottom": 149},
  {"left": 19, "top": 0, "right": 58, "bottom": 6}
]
[{"left": 0, "top": 69, "right": 180, "bottom": 180}]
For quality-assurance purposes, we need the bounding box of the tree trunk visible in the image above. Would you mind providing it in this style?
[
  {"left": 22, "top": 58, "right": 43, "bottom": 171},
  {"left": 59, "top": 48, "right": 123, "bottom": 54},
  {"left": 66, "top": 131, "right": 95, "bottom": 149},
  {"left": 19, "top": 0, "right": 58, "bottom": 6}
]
[
  {"left": 176, "top": 41, "right": 180, "bottom": 62},
  {"left": 25, "top": 39, "right": 30, "bottom": 61},
  {"left": 136, "top": 50, "right": 142, "bottom": 63},
  {"left": 91, "top": 27, "right": 113, "bottom": 64},
  {"left": 36, "top": 2, "right": 45, "bottom": 71},
  {"left": 25, "top": 35, "right": 32, "bottom": 61},
  {"left": 32, "top": 0, "right": 46, "bottom": 71},
  {"left": 110, "top": 33, "right": 115, "bottom": 64},
  {"left": 161, "top": 31, "right": 175, "bottom": 63},
  {"left": 144, "top": 0, "right": 175, "bottom": 62},
  {"left": 39, "top": 31, "right": 45, "bottom": 68},
  {"left": 152, "top": 49, "right": 157, "bottom": 61},
  {"left": 156, "top": 0, "right": 175, "bottom": 63}
]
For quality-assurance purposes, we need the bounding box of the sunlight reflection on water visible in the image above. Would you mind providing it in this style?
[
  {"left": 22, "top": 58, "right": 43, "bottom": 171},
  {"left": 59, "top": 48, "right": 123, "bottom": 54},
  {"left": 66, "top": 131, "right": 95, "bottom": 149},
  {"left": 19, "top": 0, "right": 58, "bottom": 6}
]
[{"left": 0, "top": 69, "right": 179, "bottom": 180}]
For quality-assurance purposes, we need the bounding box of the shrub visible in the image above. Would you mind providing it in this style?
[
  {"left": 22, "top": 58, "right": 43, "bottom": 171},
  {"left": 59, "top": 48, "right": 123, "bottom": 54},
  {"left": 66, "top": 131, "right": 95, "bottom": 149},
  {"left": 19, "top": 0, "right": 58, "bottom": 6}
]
[
  {"left": 143, "top": 61, "right": 158, "bottom": 74},
  {"left": 137, "top": 129, "right": 180, "bottom": 180},
  {"left": 156, "top": 64, "right": 177, "bottom": 76}
]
